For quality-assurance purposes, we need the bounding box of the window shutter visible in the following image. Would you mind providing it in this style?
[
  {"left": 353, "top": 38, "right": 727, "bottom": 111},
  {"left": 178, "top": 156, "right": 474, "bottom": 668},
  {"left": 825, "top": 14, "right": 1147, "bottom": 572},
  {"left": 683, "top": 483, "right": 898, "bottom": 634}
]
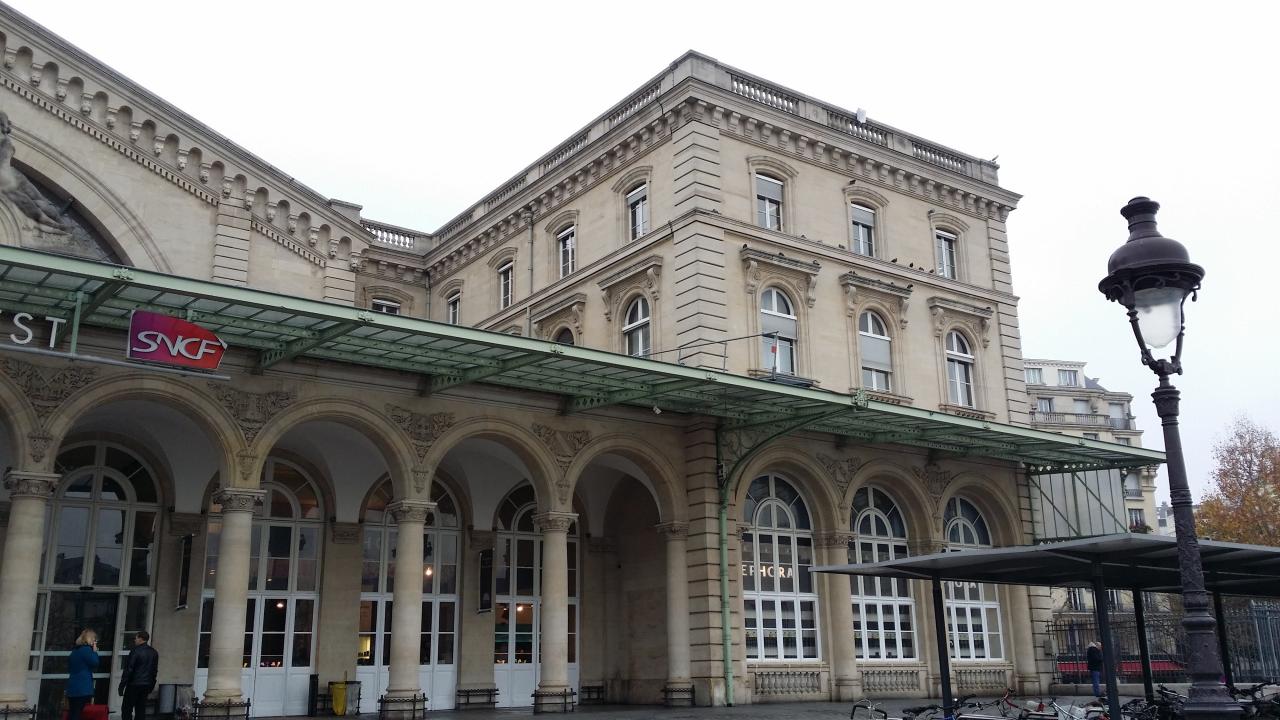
[
  {"left": 860, "top": 335, "right": 891, "bottom": 372},
  {"left": 756, "top": 175, "right": 783, "bottom": 201}
]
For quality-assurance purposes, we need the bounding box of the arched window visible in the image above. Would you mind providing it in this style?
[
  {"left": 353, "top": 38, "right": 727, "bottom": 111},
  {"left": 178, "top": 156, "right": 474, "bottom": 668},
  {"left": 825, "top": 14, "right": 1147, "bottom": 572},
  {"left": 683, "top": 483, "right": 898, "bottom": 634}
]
[
  {"left": 199, "top": 458, "right": 324, "bottom": 713},
  {"left": 554, "top": 328, "right": 575, "bottom": 345},
  {"left": 371, "top": 298, "right": 401, "bottom": 315},
  {"left": 760, "top": 287, "right": 797, "bottom": 375},
  {"left": 851, "top": 204, "right": 876, "bottom": 256},
  {"left": 755, "top": 173, "right": 785, "bottom": 231},
  {"left": 33, "top": 443, "right": 160, "bottom": 700},
  {"left": 945, "top": 331, "right": 975, "bottom": 407},
  {"left": 623, "top": 297, "right": 650, "bottom": 357},
  {"left": 741, "top": 474, "right": 819, "bottom": 661},
  {"left": 848, "top": 487, "right": 915, "bottom": 660},
  {"left": 943, "top": 497, "right": 1003, "bottom": 661},
  {"left": 858, "top": 311, "right": 892, "bottom": 392},
  {"left": 356, "top": 479, "right": 460, "bottom": 703}
]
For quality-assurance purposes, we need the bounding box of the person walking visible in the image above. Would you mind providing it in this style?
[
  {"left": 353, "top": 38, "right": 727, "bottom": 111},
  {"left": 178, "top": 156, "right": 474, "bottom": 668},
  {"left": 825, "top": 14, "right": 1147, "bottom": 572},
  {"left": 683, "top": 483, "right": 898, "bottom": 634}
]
[
  {"left": 67, "top": 629, "right": 100, "bottom": 720},
  {"left": 119, "top": 631, "right": 159, "bottom": 720},
  {"left": 1086, "top": 641, "right": 1105, "bottom": 698}
]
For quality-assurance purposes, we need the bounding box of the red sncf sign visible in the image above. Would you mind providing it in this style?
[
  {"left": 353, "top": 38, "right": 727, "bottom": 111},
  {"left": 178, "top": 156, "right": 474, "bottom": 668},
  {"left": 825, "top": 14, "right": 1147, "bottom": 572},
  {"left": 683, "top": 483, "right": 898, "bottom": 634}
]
[{"left": 127, "top": 310, "right": 227, "bottom": 371}]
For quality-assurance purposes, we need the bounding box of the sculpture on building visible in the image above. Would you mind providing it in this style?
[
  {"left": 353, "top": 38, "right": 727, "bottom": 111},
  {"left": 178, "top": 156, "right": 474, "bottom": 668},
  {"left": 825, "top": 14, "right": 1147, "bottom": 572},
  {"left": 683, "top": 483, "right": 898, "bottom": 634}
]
[{"left": 0, "top": 112, "right": 70, "bottom": 230}]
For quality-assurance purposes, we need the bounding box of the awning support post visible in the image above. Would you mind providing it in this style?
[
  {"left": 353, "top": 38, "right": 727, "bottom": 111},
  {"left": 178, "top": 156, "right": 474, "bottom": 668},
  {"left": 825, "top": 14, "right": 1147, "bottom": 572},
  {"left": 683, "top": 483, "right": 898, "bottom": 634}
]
[
  {"left": 1091, "top": 564, "right": 1123, "bottom": 720},
  {"left": 1212, "top": 591, "right": 1234, "bottom": 689},
  {"left": 1132, "top": 587, "right": 1155, "bottom": 702},
  {"left": 930, "top": 574, "right": 954, "bottom": 718}
]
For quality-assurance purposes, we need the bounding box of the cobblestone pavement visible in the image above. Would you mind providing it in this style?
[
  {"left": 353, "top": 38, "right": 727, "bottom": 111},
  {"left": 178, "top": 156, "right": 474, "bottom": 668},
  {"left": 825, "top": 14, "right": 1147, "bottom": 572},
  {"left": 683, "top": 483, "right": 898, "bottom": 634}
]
[{"left": 319, "top": 695, "right": 1122, "bottom": 720}]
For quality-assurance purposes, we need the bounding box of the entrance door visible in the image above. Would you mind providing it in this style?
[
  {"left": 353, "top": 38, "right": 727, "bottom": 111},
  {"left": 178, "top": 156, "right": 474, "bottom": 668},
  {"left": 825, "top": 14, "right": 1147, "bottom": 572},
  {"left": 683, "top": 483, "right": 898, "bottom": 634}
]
[{"left": 494, "top": 599, "right": 538, "bottom": 707}]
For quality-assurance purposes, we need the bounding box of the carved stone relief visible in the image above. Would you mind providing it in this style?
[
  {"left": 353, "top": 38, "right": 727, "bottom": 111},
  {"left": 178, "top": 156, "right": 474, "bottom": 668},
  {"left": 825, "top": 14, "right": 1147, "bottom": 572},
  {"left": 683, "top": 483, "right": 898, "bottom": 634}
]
[
  {"left": 0, "top": 357, "right": 98, "bottom": 421},
  {"left": 531, "top": 423, "right": 591, "bottom": 504},
  {"left": 207, "top": 383, "right": 296, "bottom": 444},
  {"left": 386, "top": 404, "right": 455, "bottom": 465},
  {"left": 912, "top": 462, "right": 957, "bottom": 502},
  {"left": 817, "top": 452, "right": 867, "bottom": 499}
]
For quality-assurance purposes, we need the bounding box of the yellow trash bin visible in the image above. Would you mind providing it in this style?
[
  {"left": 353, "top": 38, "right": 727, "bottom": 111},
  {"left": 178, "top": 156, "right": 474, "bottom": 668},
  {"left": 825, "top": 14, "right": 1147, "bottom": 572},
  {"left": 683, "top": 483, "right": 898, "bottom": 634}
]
[{"left": 330, "top": 683, "right": 347, "bottom": 716}]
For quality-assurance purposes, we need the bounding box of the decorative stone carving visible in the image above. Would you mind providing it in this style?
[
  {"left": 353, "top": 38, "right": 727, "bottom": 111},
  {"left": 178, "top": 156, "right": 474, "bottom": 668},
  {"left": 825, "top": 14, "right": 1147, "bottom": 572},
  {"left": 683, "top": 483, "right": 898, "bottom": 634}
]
[
  {"left": 411, "top": 466, "right": 432, "bottom": 495},
  {"left": 912, "top": 463, "right": 956, "bottom": 501},
  {"left": 654, "top": 521, "right": 689, "bottom": 539},
  {"left": 817, "top": 453, "right": 867, "bottom": 499},
  {"left": 2, "top": 471, "right": 59, "bottom": 499},
  {"left": 330, "top": 522, "right": 361, "bottom": 544},
  {"left": 598, "top": 255, "right": 662, "bottom": 322},
  {"left": 235, "top": 449, "right": 258, "bottom": 484},
  {"left": 27, "top": 429, "right": 53, "bottom": 464},
  {"left": 386, "top": 405, "right": 455, "bottom": 464},
  {"left": 740, "top": 247, "right": 821, "bottom": 307},
  {"left": 533, "top": 511, "right": 577, "bottom": 533},
  {"left": 0, "top": 113, "right": 71, "bottom": 231},
  {"left": 928, "top": 296, "right": 993, "bottom": 348},
  {"left": 207, "top": 383, "right": 296, "bottom": 444},
  {"left": 168, "top": 512, "right": 204, "bottom": 537},
  {"left": 387, "top": 500, "right": 434, "bottom": 525},
  {"left": 532, "top": 423, "right": 591, "bottom": 504},
  {"left": 0, "top": 357, "right": 98, "bottom": 421},
  {"left": 813, "top": 531, "right": 855, "bottom": 549},
  {"left": 531, "top": 293, "right": 587, "bottom": 340},
  {"left": 212, "top": 487, "right": 265, "bottom": 513},
  {"left": 841, "top": 272, "right": 912, "bottom": 328}
]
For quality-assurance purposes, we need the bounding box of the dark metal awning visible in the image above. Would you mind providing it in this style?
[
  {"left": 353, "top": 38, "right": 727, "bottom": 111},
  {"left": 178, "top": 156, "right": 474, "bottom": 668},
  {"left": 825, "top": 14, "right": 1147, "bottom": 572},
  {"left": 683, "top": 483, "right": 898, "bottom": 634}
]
[
  {"left": 813, "top": 533, "right": 1280, "bottom": 597},
  {"left": 0, "top": 246, "right": 1164, "bottom": 473}
]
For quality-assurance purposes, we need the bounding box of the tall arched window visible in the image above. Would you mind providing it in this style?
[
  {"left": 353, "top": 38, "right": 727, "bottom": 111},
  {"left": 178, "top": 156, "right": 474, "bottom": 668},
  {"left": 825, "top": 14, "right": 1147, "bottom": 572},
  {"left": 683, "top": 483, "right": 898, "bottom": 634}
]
[
  {"left": 945, "top": 331, "right": 975, "bottom": 407},
  {"left": 760, "top": 287, "right": 797, "bottom": 375},
  {"left": 848, "top": 487, "right": 915, "bottom": 660},
  {"left": 356, "top": 479, "right": 460, "bottom": 709},
  {"left": 943, "top": 497, "right": 1003, "bottom": 660},
  {"left": 33, "top": 442, "right": 160, "bottom": 706},
  {"left": 755, "top": 173, "right": 784, "bottom": 231},
  {"left": 741, "top": 474, "right": 819, "bottom": 661},
  {"left": 623, "top": 297, "right": 650, "bottom": 357},
  {"left": 858, "top": 311, "right": 892, "bottom": 392},
  {"left": 199, "top": 459, "right": 325, "bottom": 715},
  {"left": 850, "top": 204, "right": 876, "bottom": 256}
]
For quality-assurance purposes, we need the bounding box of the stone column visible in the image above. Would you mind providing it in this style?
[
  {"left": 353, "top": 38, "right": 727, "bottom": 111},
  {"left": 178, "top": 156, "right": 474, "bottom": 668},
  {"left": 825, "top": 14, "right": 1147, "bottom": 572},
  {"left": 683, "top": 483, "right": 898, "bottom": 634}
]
[
  {"left": 204, "top": 488, "right": 265, "bottom": 702},
  {"left": 816, "top": 533, "right": 859, "bottom": 701},
  {"left": 384, "top": 500, "right": 433, "bottom": 702},
  {"left": 656, "top": 522, "right": 693, "bottom": 703},
  {"left": 533, "top": 511, "right": 576, "bottom": 711},
  {"left": 0, "top": 471, "right": 59, "bottom": 708}
]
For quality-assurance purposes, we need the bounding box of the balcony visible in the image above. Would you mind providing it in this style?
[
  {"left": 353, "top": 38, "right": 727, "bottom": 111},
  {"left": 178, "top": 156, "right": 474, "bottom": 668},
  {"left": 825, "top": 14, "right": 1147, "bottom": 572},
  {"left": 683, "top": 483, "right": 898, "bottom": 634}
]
[
  {"left": 1029, "top": 411, "right": 1112, "bottom": 428},
  {"left": 1124, "top": 488, "right": 1144, "bottom": 499},
  {"left": 1109, "top": 417, "right": 1135, "bottom": 430}
]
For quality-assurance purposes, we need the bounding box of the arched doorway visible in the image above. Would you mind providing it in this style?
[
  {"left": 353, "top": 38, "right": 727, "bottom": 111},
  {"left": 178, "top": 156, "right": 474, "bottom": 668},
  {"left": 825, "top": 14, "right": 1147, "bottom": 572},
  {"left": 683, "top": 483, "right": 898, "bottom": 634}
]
[
  {"left": 195, "top": 459, "right": 324, "bottom": 716},
  {"left": 943, "top": 497, "right": 1004, "bottom": 661},
  {"left": 31, "top": 441, "right": 160, "bottom": 718},
  {"left": 491, "top": 484, "right": 579, "bottom": 707},
  {"left": 356, "top": 479, "right": 461, "bottom": 711}
]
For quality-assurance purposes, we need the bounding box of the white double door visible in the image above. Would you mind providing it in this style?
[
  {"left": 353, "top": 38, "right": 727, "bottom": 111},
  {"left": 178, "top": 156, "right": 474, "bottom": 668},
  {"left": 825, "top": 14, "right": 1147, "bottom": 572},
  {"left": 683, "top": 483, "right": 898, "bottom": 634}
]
[
  {"left": 355, "top": 598, "right": 457, "bottom": 712},
  {"left": 193, "top": 596, "right": 315, "bottom": 717},
  {"left": 492, "top": 534, "right": 578, "bottom": 708}
]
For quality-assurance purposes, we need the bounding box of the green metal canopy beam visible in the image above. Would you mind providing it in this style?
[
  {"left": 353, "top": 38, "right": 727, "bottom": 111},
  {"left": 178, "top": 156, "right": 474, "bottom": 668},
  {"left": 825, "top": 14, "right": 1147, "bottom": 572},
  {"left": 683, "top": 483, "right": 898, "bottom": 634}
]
[
  {"left": 428, "top": 352, "right": 548, "bottom": 394},
  {"left": 564, "top": 378, "right": 713, "bottom": 413},
  {"left": 256, "top": 321, "right": 362, "bottom": 372}
]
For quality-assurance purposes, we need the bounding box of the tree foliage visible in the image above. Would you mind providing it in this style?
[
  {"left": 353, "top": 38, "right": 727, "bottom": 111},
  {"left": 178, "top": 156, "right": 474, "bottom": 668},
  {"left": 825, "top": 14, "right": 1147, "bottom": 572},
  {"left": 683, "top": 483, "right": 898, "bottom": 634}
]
[{"left": 1195, "top": 417, "right": 1280, "bottom": 546}]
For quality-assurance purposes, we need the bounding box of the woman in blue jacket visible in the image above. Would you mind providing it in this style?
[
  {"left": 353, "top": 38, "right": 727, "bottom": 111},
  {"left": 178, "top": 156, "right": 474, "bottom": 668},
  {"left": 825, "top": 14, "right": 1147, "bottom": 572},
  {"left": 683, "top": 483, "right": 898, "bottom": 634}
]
[{"left": 66, "top": 629, "right": 100, "bottom": 720}]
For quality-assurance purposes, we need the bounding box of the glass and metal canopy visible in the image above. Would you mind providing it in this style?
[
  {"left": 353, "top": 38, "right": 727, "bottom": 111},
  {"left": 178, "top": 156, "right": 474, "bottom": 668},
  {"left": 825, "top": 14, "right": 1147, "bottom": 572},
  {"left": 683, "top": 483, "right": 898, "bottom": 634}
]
[{"left": 0, "top": 245, "right": 1163, "bottom": 473}]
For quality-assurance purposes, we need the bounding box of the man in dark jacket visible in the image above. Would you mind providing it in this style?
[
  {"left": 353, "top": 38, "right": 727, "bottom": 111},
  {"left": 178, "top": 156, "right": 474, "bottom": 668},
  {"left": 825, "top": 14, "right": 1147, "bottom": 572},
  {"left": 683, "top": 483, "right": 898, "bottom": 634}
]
[
  {"left": 119, "top": 631, "right": 159, "bottom": 720},
  {"left": 1086, "top": 641, "right": 1104, "bottom": 698}
]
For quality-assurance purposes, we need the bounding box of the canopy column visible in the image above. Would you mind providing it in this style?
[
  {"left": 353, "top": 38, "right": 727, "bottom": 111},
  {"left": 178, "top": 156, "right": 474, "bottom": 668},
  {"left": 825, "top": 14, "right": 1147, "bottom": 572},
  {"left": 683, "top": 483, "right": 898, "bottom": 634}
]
[
  {"left": 1212, "top": 591, "right": 1234, "bottom": 689},
  {"left": 930, "top": 574, "right": 954, "bottom": 715},
  {"left": 1132, "top": 588, "right": 1155, "bottom": 702},
  {"left": 1091, "top": 565, "right": 1122, "bottom": 720}
]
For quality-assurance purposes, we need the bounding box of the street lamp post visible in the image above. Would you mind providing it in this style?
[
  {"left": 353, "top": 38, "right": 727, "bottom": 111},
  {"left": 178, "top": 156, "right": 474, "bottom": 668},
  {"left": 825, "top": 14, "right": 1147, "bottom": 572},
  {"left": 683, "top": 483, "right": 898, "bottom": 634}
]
[{"left": 1098, "top": 197, "right": 1240, "bottom": 720}]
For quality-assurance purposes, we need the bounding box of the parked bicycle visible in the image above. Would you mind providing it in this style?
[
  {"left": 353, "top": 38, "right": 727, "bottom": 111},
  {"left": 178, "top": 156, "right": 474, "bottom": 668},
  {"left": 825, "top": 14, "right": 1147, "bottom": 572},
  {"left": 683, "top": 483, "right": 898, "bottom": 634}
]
[{"left": 851, "top": 698, "right": 945, "bottom": 720}]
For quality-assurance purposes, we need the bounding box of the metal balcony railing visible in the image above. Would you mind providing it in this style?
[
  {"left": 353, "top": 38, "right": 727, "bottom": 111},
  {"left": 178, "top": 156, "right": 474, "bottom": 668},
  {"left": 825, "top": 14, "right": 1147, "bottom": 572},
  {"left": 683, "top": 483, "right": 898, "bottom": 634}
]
[{"left": 1109, "top": 417, "right": 1135, "bottom": 430}]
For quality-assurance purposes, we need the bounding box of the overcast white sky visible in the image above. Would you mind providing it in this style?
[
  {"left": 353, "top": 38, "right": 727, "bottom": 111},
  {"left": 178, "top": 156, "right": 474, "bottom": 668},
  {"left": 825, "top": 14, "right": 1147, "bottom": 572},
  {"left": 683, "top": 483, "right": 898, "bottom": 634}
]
[{"left": 12, "top": 0, "right": 1279, "bottom": 502}]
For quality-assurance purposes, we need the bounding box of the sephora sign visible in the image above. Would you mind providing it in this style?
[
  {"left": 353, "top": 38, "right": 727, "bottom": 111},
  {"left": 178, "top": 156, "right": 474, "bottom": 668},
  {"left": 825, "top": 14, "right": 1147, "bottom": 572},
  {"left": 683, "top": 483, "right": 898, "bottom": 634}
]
[{"left": 128, "top": 310, "right": 227, "bottom": 371}]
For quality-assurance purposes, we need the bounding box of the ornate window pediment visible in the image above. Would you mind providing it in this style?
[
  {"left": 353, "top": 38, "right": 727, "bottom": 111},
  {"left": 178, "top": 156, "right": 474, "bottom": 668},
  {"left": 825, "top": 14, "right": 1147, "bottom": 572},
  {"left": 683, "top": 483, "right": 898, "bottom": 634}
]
[
  {"left": 487, "top": 245, "right": 519, "bottom": 269},
  {"left": 360, "top": 284, "right": 414, "bottom": 314},
  {"left": 532, "top": 292, "right": 587, "bottom": 339},
  {"left": 928, "top": 296, "right": 993, "bottom": 348},
  {"left": 740, "top": 247, "right": 820, "bottom": 307},
  {"left": 841, "top": 272, "right": 911, "bottom": 328},
  {"left": 599, "top": 255, "right": 662, "bottom": 322}
]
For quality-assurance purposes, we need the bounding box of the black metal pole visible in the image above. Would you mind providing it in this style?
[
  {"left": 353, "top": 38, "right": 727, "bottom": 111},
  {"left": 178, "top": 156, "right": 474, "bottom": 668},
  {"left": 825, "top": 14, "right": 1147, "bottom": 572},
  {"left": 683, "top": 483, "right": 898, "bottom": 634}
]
[
  {"left": 1152, "top": 375, "right": 1241, "bottom": 719},
  {"left": 1092, "top": 565, "right": 1123, "bottom": 720},
  {"left": 1132, "top": 588, "right": 1155, "bottom": 702},
  {"left": 931, "top": 574, "right": 954, "bottom": 718},
  {"left": 1212, "top": 591, "right": 1235, "bottom": 690}
]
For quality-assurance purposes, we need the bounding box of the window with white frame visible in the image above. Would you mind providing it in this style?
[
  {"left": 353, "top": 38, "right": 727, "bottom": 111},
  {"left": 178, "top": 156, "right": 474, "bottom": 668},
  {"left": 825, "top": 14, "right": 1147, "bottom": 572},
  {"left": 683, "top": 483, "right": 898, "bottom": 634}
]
[
  {"left": 1035, "top": 397, "right": 1053, "bottom": 413},
  {"left": 446, "top": 292, "right": 461, "bottom": 325},
  {"left": 935, "top": 230, "right": 958, "bottom": 279},
  {"left": 848, "top": 487, "right": 915, "bottom": 660},
  {"left": 557, "top": 225, "right": 576, "bottom": 278},
  {"left": 755, "top": 174, "right": 784, "bottom": 231},
  {"left": 943, "top": 497, "right": 1003, "bottom": 660},
  {"left": 741, "top": 474, "right": 819, "bottom": 661},
  {"left": 858, "top": 311, "right": 892, "bottom": 392},
  {"left": 945, "top": 331, "right": 975, "bottom": 408},
  {"left": 1025, "top": 368, "right": 1043, "bottom": 385},
  {"left": 626, "top": 184, "right": 649, "bottom": 240},
  {"left": 371, "top": 298, "right": 401, "bottom": 315},
  {"left": 1074, "top": 399, "right": 1091, "bottom": 415},
  {"left": 623, "top": 297, "right": 651, "bottom": 357},
  {"left": 1128, "top": 508, "right": 1146, "bottom": 528},
  {"left": 851, "top": 204, "right": 876, "bottom": 257},
  {"left": 1058, "top": 369, "right": 1079, "bottom": 386},
  {"left": 760, "top": 287, "right": 797, "bottom": 375},
  {"left": 498, "top": 263, "right": 514, "bottom": 309}
]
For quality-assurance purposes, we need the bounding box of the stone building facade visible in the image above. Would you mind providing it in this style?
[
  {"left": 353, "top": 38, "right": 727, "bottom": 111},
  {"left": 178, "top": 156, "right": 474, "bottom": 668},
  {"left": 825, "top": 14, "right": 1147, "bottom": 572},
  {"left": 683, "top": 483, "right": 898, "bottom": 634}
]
[{"left": 0, "top": 4, "right": 1161, "bottom": 717}]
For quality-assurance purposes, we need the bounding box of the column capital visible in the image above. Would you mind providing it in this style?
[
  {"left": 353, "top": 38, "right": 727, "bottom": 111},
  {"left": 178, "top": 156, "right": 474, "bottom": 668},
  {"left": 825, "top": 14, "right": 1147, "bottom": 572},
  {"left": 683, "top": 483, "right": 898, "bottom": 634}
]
[
  {"left": 211, "top": 487, "right": 265, "bottom": 513},
  {"left": 387, "top": 500, "right": 435, "bottom": 525},
  {"left": 654, "top": 521, "right": 689, "bottom": 539},
  {"left": 814, "top": 531, "right": 855, "bottom": 549},
  {"left": 533, "top": 511, "right": 577, "bottom": 534},
  {"left": 3, "top": 471, "right": 60, "bottom": 499}
]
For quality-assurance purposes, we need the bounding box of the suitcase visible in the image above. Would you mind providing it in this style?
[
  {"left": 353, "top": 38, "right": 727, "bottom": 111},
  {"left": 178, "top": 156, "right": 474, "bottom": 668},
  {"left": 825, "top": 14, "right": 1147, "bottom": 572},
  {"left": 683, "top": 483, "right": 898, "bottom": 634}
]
[{"left": 63, "top": 704, "right": 110, "bottom": 720}]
